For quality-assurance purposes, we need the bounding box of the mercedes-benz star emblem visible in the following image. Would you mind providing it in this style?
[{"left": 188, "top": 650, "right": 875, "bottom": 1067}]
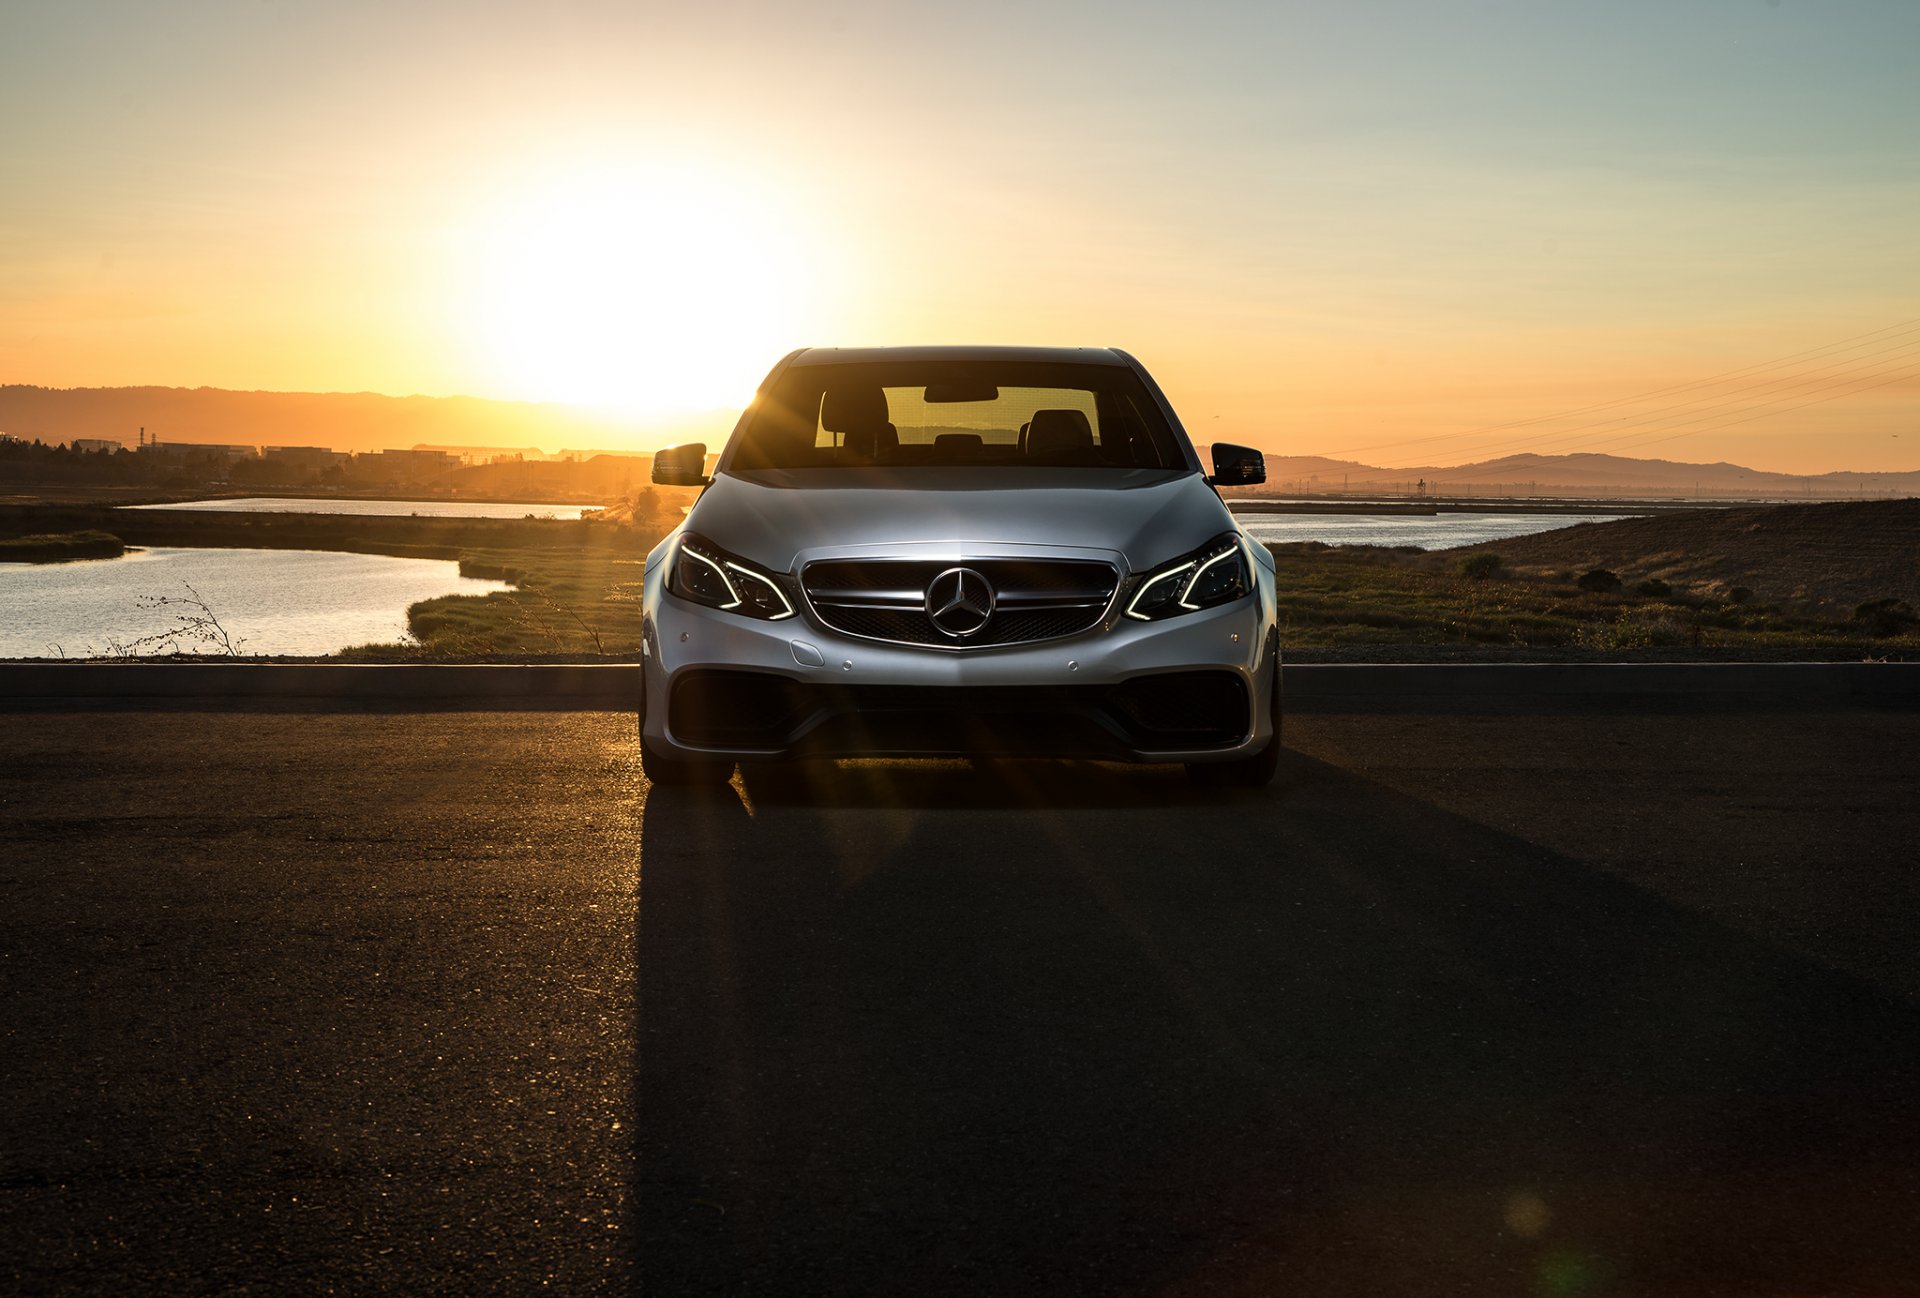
[{"left": 924, "top": 567, "right": 995, "bottom": 638}]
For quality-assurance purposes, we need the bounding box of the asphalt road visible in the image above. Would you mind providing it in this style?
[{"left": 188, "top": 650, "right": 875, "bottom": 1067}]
[{"left": 3, "top": 704, "right": 1918, "bottom": 1296}]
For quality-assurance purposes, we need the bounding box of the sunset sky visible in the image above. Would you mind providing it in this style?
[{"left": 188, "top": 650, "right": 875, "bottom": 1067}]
[{"left": 3, "top": 0, "right": 1916, "bottom": 472}]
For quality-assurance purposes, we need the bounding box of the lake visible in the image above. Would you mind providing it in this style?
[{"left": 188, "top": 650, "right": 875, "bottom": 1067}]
[
  {"left": 1233, "top": 509, "right": 1628, "bottom": 550},
  {"left": 124, "top": 497, "right": 603, "bottom": 520},
  {"left": 0, "top": 548, "right": 511, "bottom": 659},
  {"left": 2, "top": 509, "right": 1625, "bottom": 660},
  {"left": 124, "top": 499, "right": 1617, "bottom": 547}
]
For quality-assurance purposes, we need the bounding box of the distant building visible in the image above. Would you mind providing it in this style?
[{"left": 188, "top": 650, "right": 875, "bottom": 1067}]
[
  {"left": 371, "top": 447, "right": 458, "bottom": 468},
  {"left": 356, "top": 448, "right": 459, "bottom": 481},
  {"left": 71, "top": 438, "right": 124, "bottom": 453},
  {"left": 555, "top": 447, "right": 641, "bottom": 463},
  {"left": 262, "top": 445, "right": 350, "bottom": 471},
  {"left": 136, "top": 440, "right": 259, "bottom": 462},
  {"left": 412, "top": 444, "right": 548, "bottom": 465}
]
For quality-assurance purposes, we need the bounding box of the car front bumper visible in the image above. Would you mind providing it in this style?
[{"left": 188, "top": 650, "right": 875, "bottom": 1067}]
[{"left": 640, "top": 582, "right": 1279, "bottom": 764}]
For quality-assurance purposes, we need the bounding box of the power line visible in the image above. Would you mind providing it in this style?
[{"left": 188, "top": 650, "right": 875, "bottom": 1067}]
[
  {"left": 1317, "top": 315, "right": 1920, "bottom": 462},
  {"left": 1413, "top": 362, "right": 1920, "bottom": 488},
  {"left": 1564, "top": 364, "right": 1920, "bottom": 460},
  {"left": 1408, "top": 334, "right": 1920, "bottom": 466}
]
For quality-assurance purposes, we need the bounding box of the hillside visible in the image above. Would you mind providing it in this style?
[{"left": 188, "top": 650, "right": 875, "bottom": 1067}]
[
  {"left": 1463, "top": 498, "right": 1920, "bottom": 613},
  {"left": 7, "top": 385, "right": 1918, "bottom": 497},
  {"left": 0, "top": 385, "right": 736, "bottom": 457},
  {"left": 1251, "top": 451, "right": 1920, "bottom": 500}
]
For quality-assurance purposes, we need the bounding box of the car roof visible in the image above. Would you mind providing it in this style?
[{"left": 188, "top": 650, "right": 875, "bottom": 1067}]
[{"left": 787, "top": 345, "right": 1133, "bottom": 368}]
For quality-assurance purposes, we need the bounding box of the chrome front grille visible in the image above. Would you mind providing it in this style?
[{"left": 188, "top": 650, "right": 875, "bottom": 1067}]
[{"left": 802, "top": 557, "right": 1120, "bottom": 648}]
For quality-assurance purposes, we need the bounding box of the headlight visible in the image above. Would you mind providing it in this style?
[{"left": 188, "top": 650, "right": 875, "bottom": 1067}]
[
  {"left": 1125, "top": 534, "right": 1251, "bottom": 621},
  {"left": 668, "top": 534, "right": 795, "bottom": 620}
]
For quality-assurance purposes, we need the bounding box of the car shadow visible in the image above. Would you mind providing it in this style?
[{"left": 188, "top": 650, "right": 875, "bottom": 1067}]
[
  {"left": 633, "top": 745, "right": 1920, "bottom": 1296},
  {"left": 733, "top": 756, "right": 1263, "bottom": 812}
]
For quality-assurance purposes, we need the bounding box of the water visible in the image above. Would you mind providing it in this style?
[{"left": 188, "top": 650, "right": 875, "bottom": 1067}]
[
  {"left": 1234, "top": 510, "right": 1628, "bottom": 550},
  {"left": 2, "top": 509, "right": 1622, "bottom": 659},
  {"left": 0, "top": 548, "right": 511, "bottom": 659},
  {"left": 123, "top": 497, "right": 603, "bottom": 520}
]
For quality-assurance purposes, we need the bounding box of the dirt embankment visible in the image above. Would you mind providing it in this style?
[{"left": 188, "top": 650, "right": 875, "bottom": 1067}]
[
  {"left": 0, "top": 502, "right": 668, "bottom": 560},
  {"left": 1465, "top": 498, "right": 1920, "bottom": 614}
]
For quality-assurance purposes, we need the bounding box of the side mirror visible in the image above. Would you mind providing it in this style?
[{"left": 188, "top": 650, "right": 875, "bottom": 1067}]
[
  {"left": 652, "top": 442, "right": 710, "bottom": 487},
  {"left": 1209, "top": 442, "right": 1265, "bottom": 487}
]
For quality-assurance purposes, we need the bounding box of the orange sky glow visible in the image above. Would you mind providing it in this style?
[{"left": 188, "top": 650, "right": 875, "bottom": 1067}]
[{"left": 2, "top": 1, "right": 1915, "bottom": 473}]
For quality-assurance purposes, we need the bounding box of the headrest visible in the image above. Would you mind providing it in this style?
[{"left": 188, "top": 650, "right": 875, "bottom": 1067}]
[
  {"left": 1026, "top": 408, "right": 1094, "bottom": 456},
  {"left": 821, "top": 383, "right": 890, "bottom": 433}
]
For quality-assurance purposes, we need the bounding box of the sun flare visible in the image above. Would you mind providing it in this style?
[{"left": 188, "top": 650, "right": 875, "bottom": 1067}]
[{"left": 464, "top": 163, "right": 820, "bottom": 417}]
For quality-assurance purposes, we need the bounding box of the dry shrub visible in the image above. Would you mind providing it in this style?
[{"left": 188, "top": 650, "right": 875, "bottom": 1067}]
[
  {"left": 1853, "top": 598, "right": 1918, "bottom": 637},
  {"left": 1576, "top": 607, "right": 1695, "bottom": 650}
]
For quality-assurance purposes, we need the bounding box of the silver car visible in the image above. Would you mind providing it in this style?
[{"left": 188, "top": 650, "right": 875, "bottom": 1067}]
[{"left": 639, "top": 346, "right": 1281, "bottom": 786}]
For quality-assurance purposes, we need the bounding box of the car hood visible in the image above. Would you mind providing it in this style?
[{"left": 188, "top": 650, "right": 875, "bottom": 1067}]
[{"left": 682, "top": 468, "right": 1234, "bottom": 574}]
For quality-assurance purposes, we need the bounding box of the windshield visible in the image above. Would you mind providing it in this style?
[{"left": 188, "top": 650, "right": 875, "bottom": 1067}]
[{"left": 727, "top": 360, "right": 1191, "bottom": 473}]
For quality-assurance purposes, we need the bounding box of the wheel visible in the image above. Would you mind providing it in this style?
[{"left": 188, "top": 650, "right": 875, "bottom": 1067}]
[
  {"left": 639, "top": 670, "right": 732, "bottom": 786},
  {"left": 1186, "top": 661, "right": 1282, "bottom": 789},
  {"left": 641, "top": 735, "right": 733, "bottom": 785},
  {"left": 640, "top": 726, "right": 734, "bottom": 786}
]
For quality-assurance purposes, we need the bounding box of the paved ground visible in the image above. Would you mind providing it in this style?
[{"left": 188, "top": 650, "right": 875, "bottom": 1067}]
[{"left": 2, "top": 705, "right": 1918, "bottom": 1296}]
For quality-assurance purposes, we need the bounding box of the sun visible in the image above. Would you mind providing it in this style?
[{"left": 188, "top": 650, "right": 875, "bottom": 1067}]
[{"left": 463, "top": 162, "right": 821, "bottom": 416}]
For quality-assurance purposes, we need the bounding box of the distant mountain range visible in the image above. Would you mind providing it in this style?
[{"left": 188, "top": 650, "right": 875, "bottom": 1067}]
[
  {"left": 2, "top": 385, "right": 1916, "bottom": 498},
  {"left": 0, "top": 385, "right": 737, "bottom": 458},
  {"left": 1245, "top": 451, "right": 1920, "bottom": 500}
]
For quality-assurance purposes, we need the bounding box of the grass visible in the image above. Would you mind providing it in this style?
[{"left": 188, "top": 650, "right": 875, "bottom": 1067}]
[
  {"left": 0, "top": 498, "right": 680, "bottom": 660},
  {"left": 380, "top": 533, "right": 1919, "bottom": 661},
  {"left": 1269, "top": 541, "right": 1918, "bottom": 660},
  {"left": 383, "top": 546, "right": 651, "bottom": 657},
  {"left": 0, "top": 530, "right": 126, "bottom": 562},
  {"left": 5, "top": 495, "right": 1913, "bottom": 661},
  {"left": 1460, "top": 498, "right": 1920, "bottom": 616}
]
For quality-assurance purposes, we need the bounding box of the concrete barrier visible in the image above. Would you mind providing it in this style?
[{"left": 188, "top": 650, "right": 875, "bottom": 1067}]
[
  {"left": 1282, "top": 661, "right": 1920, "bottom": 712},
  {"left": 0, "top": 661, "right": 1913, "bottom": 711},
  {"left": 0, "top": 663, "right": 639, "bottom": 709}
]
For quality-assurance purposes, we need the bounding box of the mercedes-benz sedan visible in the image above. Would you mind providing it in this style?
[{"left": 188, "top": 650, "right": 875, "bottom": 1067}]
[{"left": 639, "top": 346, "right": 1281, "bottom": 786}]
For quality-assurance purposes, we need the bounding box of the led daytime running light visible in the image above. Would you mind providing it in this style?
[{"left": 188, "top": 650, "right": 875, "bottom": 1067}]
[
  {"left": 1180, "top": 543, "right": 1242, "bottom": 610},
  {"left": 673, "top": 537, "right": 796, "bottom": 620},
  {"left": 724, "top": 558, "right": 795, "bottom": 619},
  {"left": 681, "top": 545, "right": 741, "bottom": 610},
  {"left": 1124, "top": 537, "right": 1247, "bottom": 621},
  {"left": 1125, "top": 561, "right": 1193, "bottom": 620}
]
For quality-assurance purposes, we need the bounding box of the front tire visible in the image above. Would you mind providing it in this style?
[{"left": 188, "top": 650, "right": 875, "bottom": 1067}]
[
  {"left": 640, "top": 666, "right": 733, "bottom": 786},
  {"left": 640, "top": 727, "right": 734, "bottom": 786},
  {"left": 1186, "top": 662, "right": 1282, "bottom": 789}
]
